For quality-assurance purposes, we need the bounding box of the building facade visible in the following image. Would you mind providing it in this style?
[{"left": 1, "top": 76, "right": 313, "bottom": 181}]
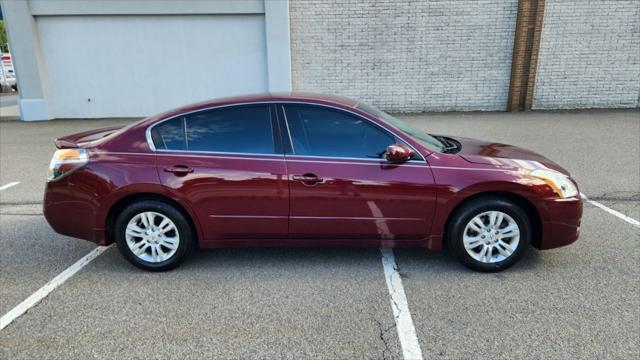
[
  {"left": 291, "top": 0, "right": 520, "bottom": 112},
  {"left": 1, "top": 0, "right": 638, "bottom": 120},
  {"left": 533, "top": 0, "right": 640, "bottom": 110}
]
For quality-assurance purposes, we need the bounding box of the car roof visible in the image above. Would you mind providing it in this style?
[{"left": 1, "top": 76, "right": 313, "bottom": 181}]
[
  {"left": 222, "top": 92, "right": 359, "bottom": 107},
  {"left": 148, "top": 92, "right": 361, "bottom": 123}
]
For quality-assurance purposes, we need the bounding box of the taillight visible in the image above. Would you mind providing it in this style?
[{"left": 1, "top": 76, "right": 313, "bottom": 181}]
[{"left": 47, "top": 148, "right": 89, "bottom": 181}]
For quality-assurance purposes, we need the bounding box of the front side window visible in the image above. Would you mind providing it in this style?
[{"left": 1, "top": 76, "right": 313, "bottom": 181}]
[
  {"left": 151, "top": 105, "right": 275, "bottom": 154},
  {"left": 355, "top": 102, "right": 445, "bottom": 152},
  {"left": 284, "top": 105, "right": 395, "bottom": 159}
]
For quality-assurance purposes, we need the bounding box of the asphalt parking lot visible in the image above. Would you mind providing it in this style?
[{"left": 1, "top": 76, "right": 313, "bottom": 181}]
[{"left": 1, "top": 109, "right": 638, "bottom": 359}]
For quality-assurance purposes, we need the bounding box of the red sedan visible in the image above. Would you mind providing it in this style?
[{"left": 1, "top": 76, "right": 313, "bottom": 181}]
[{"left": 44, "top": 93, "right": 582, "bottom": 272}]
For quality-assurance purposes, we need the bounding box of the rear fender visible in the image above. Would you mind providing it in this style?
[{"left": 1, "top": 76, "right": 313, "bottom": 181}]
[{"left": 97, "top": 184, "right": 204, "bottom": 246}]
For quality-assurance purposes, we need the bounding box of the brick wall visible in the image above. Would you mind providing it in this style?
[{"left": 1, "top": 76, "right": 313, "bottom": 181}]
[
  {"left": 533, "top": 0, "right": 640, "bottom": 109},
  {"left": 289, "top": 0, "right": 519, "bottom": 112}
]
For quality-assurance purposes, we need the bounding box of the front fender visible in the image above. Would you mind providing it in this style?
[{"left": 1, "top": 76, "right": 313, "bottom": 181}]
[{"left": 429, "top": 180, "right": 553, "bottom": 248}]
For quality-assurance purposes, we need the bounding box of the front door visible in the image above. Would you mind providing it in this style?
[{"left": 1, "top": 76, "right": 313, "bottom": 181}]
[
  {"left": 279, "top": 104, "right": 437, "bottom": 241},
  {"left": 152, "top": 104, "right": 288, "bottom": 241}
]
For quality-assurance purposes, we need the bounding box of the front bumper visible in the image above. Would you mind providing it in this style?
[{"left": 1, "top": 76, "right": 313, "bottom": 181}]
[{"left": 537, "top": 196, "right": 583, "bottom": 250}]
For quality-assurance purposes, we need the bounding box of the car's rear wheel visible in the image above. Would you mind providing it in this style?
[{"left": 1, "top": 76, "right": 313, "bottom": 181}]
[
  {"left": 447, "top": 197, "right": 530, "bottom": 272},
  {"left": 115, "top": 200, "right": 193, "bottom": 271}
]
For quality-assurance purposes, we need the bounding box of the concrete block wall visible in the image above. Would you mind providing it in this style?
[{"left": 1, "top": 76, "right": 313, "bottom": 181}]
[
  {"left": 289, "top": 0, "right": 519, "bottom": 112},
  {"left": 533, "top": 0, "right": 640, "bottom": 109}
]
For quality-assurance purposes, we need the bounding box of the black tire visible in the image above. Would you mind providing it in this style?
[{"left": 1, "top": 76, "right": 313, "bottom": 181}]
[
  {"left": 115, "top": 200, "right": 194, "bottom": 271},
  {"left": 447, "top": 197, "right": 530, "bottom": 272}
]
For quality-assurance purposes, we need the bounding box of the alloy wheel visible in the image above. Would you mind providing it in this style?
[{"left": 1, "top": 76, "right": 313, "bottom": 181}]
[
  {"left": 462, "top": 211, "right": 520, "bottom": 264},
  {"left": 125, "top": 211, "right": 180, "bottom": 263}
]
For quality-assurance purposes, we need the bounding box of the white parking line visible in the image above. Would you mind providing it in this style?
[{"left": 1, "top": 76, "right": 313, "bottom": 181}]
[
  {"left": 581, "top": 193, "right": 640, "bottom": 228},
  {"left": 380, "top": 248, "right": 423, "bottom": 360},
  {"left": 0, "top": 181, "right": 20, "bottom": 191},
  {"left": 0, "top": 245, "right": 110, "bottom": 331}
]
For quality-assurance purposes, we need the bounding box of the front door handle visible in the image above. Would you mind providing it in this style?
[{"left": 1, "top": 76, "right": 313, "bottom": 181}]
[
  {"left": 164, "top": 165, "right": 194, "bottom": 175},
  {"left": 292, "top": 173, "right": 323, "bottom": 186}
]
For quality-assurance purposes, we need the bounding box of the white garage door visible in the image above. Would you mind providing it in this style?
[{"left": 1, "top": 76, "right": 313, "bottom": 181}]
[{"left": 36, "top": 15, "right": 268, "bottom": 118}]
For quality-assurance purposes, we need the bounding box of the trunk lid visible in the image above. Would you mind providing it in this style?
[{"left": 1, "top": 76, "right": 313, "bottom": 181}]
[{"left": 54, "top": 126, "right": 124, "bottom": 149}]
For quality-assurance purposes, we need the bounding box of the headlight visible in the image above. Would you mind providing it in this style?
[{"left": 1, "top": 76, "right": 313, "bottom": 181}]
[
  {"left": 531, "top": 169, "right": 578, "bottom": 199},
  {"left": 47, "top": 148, "right": 89, "bottom": 181}
]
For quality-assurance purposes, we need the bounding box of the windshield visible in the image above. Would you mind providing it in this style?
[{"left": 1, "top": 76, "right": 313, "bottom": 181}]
[{"left": 355, "top": 102, "right": 445, "bottom": 152}]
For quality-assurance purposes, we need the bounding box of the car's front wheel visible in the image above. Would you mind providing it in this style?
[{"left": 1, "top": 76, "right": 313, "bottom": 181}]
[
  {"left": 115, "top": 200, "right": 193, "bottom": 271},
  {"left": 447, "top": 197, "right": 530, "bottom": 272}
]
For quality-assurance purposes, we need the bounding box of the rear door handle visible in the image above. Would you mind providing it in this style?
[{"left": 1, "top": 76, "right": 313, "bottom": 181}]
[
  {"left": 164, "top": 165, "right": 194, "bottom": 175},
  {"left": 292, "top": 173, "right": 323, "bottom": 185}
]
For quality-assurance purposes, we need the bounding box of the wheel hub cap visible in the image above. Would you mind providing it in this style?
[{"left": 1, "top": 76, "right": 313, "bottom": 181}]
[
  {"left": 125, "top": 211, "right": 180, "bottom": 263},
  {"left": 462, "top": 211, "right": 520, "bottom": 264}
]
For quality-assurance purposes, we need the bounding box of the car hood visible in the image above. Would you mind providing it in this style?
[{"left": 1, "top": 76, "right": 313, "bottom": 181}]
[{"left": 447, "top": 136, "right": 570, "bottom": 175}]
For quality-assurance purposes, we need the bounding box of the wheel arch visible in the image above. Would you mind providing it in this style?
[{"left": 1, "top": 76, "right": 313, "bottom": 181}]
[
  {"left": 441, "top": 191, "right": 543, "bottom": 249},
  {"left": 104, "top": 192, "right": 201, "bottom": 246}
]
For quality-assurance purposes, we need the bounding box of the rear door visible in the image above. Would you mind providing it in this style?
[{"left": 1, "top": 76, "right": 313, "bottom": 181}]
[
  {"left": 152, "top": 104, "right": 288, "bottom": 242},
  {"left": 278, "top": 104, "right": 437, "bottom": 241}
]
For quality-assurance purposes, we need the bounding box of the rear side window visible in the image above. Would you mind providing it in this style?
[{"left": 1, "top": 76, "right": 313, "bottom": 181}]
[
  {"left": 152, "top": 117, "right": 186, "bottom": 150},
  {"left": 284, "top": 105, "right": 395, "bottom": 159},
  {"left": 151, "top": 105, "right": 275, "bottom": 154}
]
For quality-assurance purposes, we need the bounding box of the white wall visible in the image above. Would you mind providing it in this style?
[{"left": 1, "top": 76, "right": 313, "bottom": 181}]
[
  {"left": 0, "top": 0, "right": 291, "bottom": 120},
  {"left": 38, "top": 15, "right": 268, "bottom": 118}
]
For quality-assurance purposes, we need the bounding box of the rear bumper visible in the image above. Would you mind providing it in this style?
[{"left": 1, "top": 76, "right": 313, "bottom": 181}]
[
  {"left": 537, "top": 196, "right": 583, "bottom": 250},
  {"left": 43, "top": 173, "right": 107, "bottom": 245}
]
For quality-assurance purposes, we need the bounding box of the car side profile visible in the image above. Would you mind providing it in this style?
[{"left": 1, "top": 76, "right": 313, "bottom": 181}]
[{"left": 44, "top": 93, "right": 582, "bottom": 272}]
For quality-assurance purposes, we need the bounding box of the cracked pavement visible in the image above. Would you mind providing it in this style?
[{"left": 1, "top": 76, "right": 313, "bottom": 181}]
[
  {"left": 1, "top": 109, "right": 639, "bottom": 359},
  {"left": 373, "top": 316, "right": 398, "bottom": 360}
]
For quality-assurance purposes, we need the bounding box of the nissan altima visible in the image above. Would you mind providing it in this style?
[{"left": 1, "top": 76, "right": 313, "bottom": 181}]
[{"left": 44, "top": 93, "right": 582, "bottom": 272}]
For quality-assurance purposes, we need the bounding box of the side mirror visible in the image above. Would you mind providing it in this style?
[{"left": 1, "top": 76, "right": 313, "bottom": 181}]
[{"left": 385, "top": 143, "right": 414, "bottom": 163}]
